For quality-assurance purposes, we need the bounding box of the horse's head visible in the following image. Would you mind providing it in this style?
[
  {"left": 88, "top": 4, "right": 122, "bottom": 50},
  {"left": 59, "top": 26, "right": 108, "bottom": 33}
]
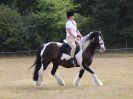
[{"left": 87, "top": 31, "right": 106, "bottom": 52}]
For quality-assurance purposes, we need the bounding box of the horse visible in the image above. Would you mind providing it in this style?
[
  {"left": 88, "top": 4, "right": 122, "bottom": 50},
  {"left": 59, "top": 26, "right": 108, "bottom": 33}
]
[{"left": 32, "top": 31, "right": 106, "bottom": 87}]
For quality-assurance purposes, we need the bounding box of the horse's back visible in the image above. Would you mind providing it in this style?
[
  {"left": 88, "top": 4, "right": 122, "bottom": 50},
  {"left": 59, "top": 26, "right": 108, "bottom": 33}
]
[{"left": 41, "top": 42, "right": 62, "bottom": 59}]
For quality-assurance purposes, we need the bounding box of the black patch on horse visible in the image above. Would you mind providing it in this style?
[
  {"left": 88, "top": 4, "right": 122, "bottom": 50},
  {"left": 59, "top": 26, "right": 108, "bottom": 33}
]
[{"left": 60, "top": 42, "right": 80, "bottom": 56}]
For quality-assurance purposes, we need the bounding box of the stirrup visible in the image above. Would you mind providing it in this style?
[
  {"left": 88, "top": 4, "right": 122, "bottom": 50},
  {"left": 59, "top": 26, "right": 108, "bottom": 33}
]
[{"left": 71, "top": 58, "right": 76, "bottom": 66}]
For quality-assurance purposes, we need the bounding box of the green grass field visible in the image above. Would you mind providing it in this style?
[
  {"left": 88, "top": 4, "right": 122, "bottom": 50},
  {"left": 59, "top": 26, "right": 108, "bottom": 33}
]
[{"left": 0, "top": 53, "right": 133, "bottom": 99}]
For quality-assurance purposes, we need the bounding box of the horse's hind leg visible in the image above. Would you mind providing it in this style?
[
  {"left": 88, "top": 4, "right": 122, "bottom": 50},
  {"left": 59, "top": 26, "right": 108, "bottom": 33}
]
[
  {"left": 51, "top": 62, "right": 65, "bottom": 86},
  {"left": 36, "top": 59, "right": 51, "bottom": 87},
  {"left": 73, "top": 69, "right": 85, "bottom": 86},
  {"left": 84, "top": 66, "right": 103, "bottom": 86},
  {"left": 36, "top": 63, "right": 44, "bottom": 87}
]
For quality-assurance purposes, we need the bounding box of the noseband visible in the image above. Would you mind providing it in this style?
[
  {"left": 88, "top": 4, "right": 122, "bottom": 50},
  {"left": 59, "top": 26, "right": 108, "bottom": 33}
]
[{"left": 99, "top": 42, "right": 104, "bottom": 45}]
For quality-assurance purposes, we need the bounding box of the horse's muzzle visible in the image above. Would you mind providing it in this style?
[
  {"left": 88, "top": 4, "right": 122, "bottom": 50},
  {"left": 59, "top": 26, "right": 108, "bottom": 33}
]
[{"left": 100, "top": 47, "right": 106, "bottom": 52}]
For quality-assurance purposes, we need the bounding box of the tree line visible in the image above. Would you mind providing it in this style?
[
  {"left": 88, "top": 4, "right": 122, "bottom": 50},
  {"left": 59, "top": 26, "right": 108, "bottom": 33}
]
[{"left": 0, "top": 0, "right": 133, "bottom": 52}]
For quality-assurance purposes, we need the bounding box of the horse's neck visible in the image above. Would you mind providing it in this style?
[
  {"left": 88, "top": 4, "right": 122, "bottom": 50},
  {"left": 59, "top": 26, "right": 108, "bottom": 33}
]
[
  {"left": 87, "top": 43, "right": 96, "bottom": 57},
  {"left": 80, "top": 38, "right": 96, "bottom": 57}
]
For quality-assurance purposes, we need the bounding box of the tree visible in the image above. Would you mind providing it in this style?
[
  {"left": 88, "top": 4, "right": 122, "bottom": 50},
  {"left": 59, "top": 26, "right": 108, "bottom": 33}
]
[
  {"left": 31, "top": 0, "right": 75, "bottom": 43},
  {"left": 74, "top": 0, "right": 133, "bottom": 48},
  {"left": 16, "top": 0, "right": 38, "bottom": 15},
  {"left": 0, "top": 5, "right": 25, "bottom": 51},
  {"left": 0, "top": 0, "right": 76, "bottom": 51}
]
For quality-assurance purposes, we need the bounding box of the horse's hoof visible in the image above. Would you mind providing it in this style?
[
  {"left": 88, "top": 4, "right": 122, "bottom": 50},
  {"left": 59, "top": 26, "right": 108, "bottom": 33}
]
[
  {"left": 35, "top": 82, "right": 42, "bottom": 87},
  {"left": 58, "top": 81, "right": 65, "bottom": 86},
  {"left": 99, "top": 82, "right": 103, "bottom": 86},
  {"left": 35, "top": 85, "right": 42, "bottom": 88},
  {"left": 73, "top": 79, "right": 80, "bottom": 86},
  {"left": 59, "top": 83, "right": 65, "bottom": 86},
  {"left": 74, "top": 83, "right": 80, "bottom": 86},
  {"left": 96, "top": 81, "right": 103, "bottom": 86}
]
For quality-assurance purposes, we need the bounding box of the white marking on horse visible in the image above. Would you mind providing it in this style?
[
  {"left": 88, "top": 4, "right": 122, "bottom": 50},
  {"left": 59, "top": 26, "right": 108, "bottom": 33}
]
[
  {"left": 61, "top": 53, "right": 71, "bottom": 60},
  {"left": 80, "top": 35, "right": 91, "bottom": 52},
  {"left": 36, "top": 64, "right": 44, "bottom": 87},
  {"left": 54, "top": 72, "right": 65, "bottom": 86},
  {"left": 75, "top": 50, "right": 84, "bottom": 69},
  {"left": 73, "top": 72, "right": 81, "bottom": 86},
  {"left": 90, "top": 74, "right": 103, "bottom": 86},
  {"left": 99, "top": 36, "right": 106, "bottom": 52},
  {"left": 75, "top": 36, "right": 91, "bottom": 69},
  {"left": 82, "top": 40, "right": 90, "bottom": 52},
  {"left": 40, "top": 43, "right": 49, "bottom": 56},
  {"left": 36, "top": 43, "right": 50, "bottom": 87},
  {"left": 57, "top": 42, "right": 62, "bottom": 47}
]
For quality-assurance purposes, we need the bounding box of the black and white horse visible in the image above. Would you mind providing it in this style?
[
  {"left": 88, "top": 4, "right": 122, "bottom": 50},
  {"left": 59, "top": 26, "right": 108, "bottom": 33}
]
[{"left": 32, "top": 31, "right": 106, "bottom": 87}]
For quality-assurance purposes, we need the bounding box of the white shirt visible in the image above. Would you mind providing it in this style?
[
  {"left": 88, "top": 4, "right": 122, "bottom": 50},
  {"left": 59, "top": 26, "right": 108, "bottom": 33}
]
[{"left": 65, "top": 20, "right": 77, "bottom": 37}]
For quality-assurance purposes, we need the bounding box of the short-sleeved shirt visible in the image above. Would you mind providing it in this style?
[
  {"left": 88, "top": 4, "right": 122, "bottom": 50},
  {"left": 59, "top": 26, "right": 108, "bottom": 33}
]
[{"left": 65, "top": 20, "right": 77, "bottom": 37}]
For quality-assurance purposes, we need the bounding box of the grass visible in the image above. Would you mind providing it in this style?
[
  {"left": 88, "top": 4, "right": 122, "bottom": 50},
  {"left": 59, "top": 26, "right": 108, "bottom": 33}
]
[{"left": 0, "top": 53, "right": 133, "bottom": 99}]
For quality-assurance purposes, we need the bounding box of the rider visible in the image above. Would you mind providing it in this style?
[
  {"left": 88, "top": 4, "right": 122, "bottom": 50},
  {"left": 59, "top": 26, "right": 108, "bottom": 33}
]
[{"left": 65, "top": 11, "right": 82, "bottom": 65}]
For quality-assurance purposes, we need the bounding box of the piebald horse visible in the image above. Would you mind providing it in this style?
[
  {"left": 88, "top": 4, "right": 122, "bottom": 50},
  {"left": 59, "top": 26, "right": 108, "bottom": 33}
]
[{"left": 32, "top": 31, "right": 106, "bottom": 87}]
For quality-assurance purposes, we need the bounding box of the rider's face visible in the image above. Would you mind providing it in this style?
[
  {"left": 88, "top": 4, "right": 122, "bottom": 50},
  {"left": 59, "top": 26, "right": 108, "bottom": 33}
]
[{"left": 69, "top": 16, "right": 74, "bottom": 21}]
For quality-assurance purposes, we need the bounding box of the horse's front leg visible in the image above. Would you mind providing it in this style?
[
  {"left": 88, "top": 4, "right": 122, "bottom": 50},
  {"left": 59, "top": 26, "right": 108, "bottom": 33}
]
[
  {"left": 84, "top": 66, "right": 103, "bottom": 86},
  {"left": 74, "top": 50, "right": 85, "bottom": 86},
  {"left": 73, "top": 69, "right": 85, "bottom": 86},
  {"left": 51, "top": 63, "right": 65, "bottom": 86}
]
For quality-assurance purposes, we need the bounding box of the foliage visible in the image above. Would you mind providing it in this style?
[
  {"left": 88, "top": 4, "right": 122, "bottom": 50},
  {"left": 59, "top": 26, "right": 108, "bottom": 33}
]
[
  {"left": 0, "top": 0, "right": 75, "bottom": 51},
  {"left": 29, "top": 0, "right": 76, "bottom": 43},
  {"left": 0, "top": 0, "right": 133, "bottom": 51},
  {"left": 74, "top": 0, "right": 133, "bottom": 48},
  {"left": 0, "top": 5, "right": 24, "bottom": 51}
]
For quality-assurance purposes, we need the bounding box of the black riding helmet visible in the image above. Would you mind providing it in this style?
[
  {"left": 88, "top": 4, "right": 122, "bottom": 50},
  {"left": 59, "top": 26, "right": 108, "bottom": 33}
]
[{"left": 67, "top": 12, "right": 74, "bottom": 18}]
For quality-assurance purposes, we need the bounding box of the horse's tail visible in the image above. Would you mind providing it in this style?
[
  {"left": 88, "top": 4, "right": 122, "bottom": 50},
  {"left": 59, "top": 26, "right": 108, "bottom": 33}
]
[{"left": 32, "top": 44, "right": 44, "bottom": 81}]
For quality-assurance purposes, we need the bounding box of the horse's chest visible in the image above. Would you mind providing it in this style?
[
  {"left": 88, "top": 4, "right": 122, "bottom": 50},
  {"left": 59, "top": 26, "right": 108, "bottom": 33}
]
[
  {"left": 82, "top": 51, "right": 93, "bottom": 66},
  {"left": 75, "top": 50, "right": 83, "bottom": 66},
  {"left": 83, "top": 56, "right": 93, "bottom": 66}
]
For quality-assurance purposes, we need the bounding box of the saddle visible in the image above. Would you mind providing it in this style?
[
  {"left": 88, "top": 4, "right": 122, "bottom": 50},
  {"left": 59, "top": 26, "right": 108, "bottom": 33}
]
[{"left": 60, "top": 40, "right": 80, "bottom": 56}]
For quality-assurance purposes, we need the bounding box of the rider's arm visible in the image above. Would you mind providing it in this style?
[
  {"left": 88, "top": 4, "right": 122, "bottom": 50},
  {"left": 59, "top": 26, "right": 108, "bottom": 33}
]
[
  {"left": 77, "top": 30, "right": 82, "bottom": 38},
  {"left": 66, "top": 28, "right": 76, "bottom": 38},
  {"left": 73, "top": 21, "right": 82, "bottom": 38}
]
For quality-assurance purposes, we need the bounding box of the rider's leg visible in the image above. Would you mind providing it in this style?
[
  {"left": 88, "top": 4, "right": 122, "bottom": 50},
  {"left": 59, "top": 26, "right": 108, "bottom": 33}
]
[
  {"left": 66, "top": 37, "right": 76, "bottom": 65},
  {"left": 66, "top": 37, "right": 76, "bottom": 58},
  {"left": 68, "top": 41, "right": 76, "bottom": 65},
  {"left": 69, "top": 41, "right": 76, "bottom": 58}
]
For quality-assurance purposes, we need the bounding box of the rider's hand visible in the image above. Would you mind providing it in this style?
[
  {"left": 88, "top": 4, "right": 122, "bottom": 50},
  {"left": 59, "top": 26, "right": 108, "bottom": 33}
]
[
  {"left": 75, "top": 36, "right": 81, "bottom": 41},
  {"left": 77, "top": 35, "right": 82, "bottom": 39}
]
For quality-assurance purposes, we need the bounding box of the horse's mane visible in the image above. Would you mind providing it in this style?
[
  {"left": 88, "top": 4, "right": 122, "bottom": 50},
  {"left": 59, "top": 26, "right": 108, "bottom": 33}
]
[
  {"left": 82, "top": 31, "right": 101, "bottom": 42},
  {"left": 82, "top": 32, "right": 93, "bottom": 41},
  {"left": 80, "top": 31, "right": 102, "bottom": 51},
  {"left": 81, "top": 32, "right": 94, "bottom": 42}
]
